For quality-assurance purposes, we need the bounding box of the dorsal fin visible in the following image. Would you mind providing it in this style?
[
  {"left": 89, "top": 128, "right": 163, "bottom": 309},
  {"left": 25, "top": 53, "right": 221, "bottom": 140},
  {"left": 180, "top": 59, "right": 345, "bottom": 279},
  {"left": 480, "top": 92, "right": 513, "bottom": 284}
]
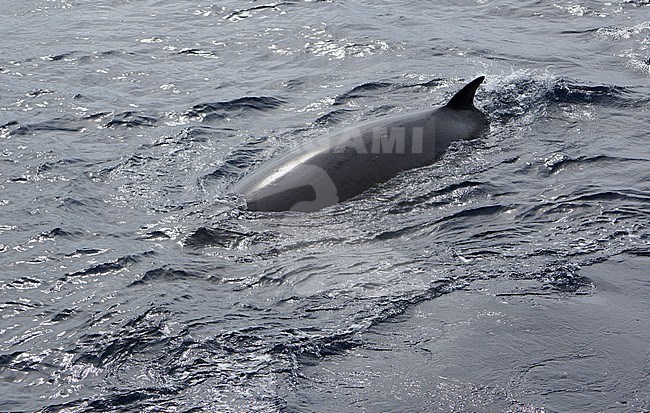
[{"left": 445, "top": 76, "right": 485, "bottom": 110}]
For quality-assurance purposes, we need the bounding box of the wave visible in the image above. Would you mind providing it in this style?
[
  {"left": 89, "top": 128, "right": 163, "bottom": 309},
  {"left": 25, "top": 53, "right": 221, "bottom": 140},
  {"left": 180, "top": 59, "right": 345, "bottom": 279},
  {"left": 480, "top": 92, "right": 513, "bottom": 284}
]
[
  {"left": 536, "top": 154, "right": 646, "bottom": 176},
  {"left": 186, "top": 96, "right": 285, "bottom": 122},
  {"left": 105, "top": 111, "right": 158, "bottom": 128},
  {"left": 332, "top": 78, "right": 446, "bottom": 107},
  {"left": 551, "top": 81, "right": 633, "bottom": 106},
  {"left": 389, "top": 180, "right": 484, "bottom": 214},
  {"left": 312, "top": 108, "right": 355, "bottom": 126},
  {"left": 63, "top": 251, "right": 157, "bottom": 279},
  {"left": 184, "top": 226, "right": 253, "bottom": 249},
  {"left": 8, "top": 116, "right": 87, "bottom": 135},
  {"left": 333, "top": 82, "right": 393, "bottom": 105},
  {"left": 223, "top": 2, "right": 288, "bottom": 21},
  {"left": 129, "top": 266, "right": 201, "bottom": 287}
]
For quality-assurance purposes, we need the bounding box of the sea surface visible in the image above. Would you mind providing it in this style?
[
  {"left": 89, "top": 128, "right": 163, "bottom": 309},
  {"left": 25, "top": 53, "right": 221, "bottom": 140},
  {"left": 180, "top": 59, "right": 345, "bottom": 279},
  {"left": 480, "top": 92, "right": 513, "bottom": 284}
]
[{"left": 1, "top": 1, "right": 649, "bottom": 412}]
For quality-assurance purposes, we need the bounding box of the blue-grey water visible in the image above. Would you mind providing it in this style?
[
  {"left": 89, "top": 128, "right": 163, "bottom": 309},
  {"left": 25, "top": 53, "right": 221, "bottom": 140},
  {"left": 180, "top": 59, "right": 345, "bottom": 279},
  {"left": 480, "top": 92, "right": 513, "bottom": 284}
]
[{"left": 1, "top": 1, "right": 649, "bottom": 412}]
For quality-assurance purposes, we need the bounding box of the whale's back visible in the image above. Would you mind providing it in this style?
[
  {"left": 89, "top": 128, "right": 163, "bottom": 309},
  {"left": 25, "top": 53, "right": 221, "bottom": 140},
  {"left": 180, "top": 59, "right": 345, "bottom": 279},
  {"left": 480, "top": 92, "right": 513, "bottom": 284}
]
[{"left": 233, "top": 77, "right": 488, "bottom": 212}]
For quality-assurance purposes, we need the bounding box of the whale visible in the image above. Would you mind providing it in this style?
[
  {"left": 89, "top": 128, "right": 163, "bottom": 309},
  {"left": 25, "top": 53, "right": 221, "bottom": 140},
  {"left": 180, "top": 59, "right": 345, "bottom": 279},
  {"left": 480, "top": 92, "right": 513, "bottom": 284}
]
[{"left": 232, "top": 76, "right": 489, "bottom": 212}]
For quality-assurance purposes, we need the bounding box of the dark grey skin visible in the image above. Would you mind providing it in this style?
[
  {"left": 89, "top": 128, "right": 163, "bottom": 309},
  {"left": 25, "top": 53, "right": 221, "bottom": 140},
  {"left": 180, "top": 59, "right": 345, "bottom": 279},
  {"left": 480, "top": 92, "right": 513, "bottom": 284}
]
[{"left": 232, "top": 76, "right": 489, "bottom": 212}]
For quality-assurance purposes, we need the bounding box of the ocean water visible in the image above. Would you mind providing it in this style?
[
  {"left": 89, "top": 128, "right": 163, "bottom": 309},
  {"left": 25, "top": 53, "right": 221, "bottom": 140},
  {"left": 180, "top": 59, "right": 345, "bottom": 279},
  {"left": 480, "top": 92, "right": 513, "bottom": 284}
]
[{"left": 1, "top": 1, "right": 649, "bottom": 412}]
